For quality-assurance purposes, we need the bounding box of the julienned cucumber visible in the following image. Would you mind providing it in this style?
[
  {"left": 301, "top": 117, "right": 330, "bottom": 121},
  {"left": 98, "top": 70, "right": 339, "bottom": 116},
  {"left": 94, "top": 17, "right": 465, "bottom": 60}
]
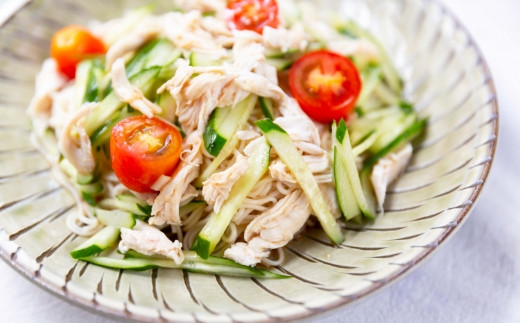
[
  {"left": 189, "top": 52, "right": 221, "bottom": 67},
  {"left": 84, "top": 67, "right": 161, "bottom": 136},
  {"left": 255, "top": 119, "right": 345, "bottom": 244},
  {"left": 259, "top": 97, "right": 275, "bottom": 120},
  {"left": 70, "top": 226, "right": 120, "bottom": 259},
  {"left": 333, "top": 146, "right": 361, "bottom": 220},
  {"left": 81, "top": 251, "right": 289, "bottom": 278},
  {"left": 98, "top": 194, "right": 150, "bottom": 217},
  {"left": 126, "top": 38, "right": 181, "bottom": 78},
  {"left": 334, "top": 120, "right": 375, "bottom": 220},
  {"left": 90, "top": 106, "right": 139, "bottom": 146},
  {"left": 363, "top": 118, "right": 427, "bottom": 171},
  {"left": 194, "top": 137, "right": 270, "bottom": 259},
  {"left": 204, "top": 95, "right": 257, "bottom": 157},
  {"left": 95, "top": 208, "right": 136, "bottom": 229}
]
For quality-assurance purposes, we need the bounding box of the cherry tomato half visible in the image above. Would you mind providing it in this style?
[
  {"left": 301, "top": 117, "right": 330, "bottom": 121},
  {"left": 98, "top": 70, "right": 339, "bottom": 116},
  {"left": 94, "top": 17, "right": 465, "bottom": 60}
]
[
  {"left": 50, "top": 25, "right": 105, "bottom": 79},
  {"left": 226, "top": 0, "right": 279, "bottom": 34},
  {"left": 289, "top": 50, "right": 362, "bottom": 123},
  {"left": 110, "top": 116, "right": 183, "bottom": 193}
]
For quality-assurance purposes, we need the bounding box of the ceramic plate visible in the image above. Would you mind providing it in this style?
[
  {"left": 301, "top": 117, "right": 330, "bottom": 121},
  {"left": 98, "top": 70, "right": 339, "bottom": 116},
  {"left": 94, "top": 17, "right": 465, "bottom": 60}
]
[{"left": 0, "top": 0, "right": 498, "bottom": 321}]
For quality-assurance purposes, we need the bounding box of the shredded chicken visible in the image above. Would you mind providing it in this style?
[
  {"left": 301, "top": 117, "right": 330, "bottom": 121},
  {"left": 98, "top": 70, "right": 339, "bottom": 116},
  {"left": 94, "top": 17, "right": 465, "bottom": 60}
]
[
  {"left": 163, "top": 11, "right": 229, "bottom": 59},
  {"left": 371, "top": 143, "right": 413, "bottom": 209},
  {"left": 58, "top": 103, "right": 96, "bottom": 175},
  {"left": 111, "top": 58, "right": 162, "bottom": 117},
  {"left": 175, "top": 0, "right": 226, "bottom": 16},
  {"left": 224, "top": 190, "right": 310, "bottom": 266},
  {"left": 263, "top": 23, "right": 308, "bottom": 52},
  {"left": 28, "top": 59, "right": 68, "bottom": 129},
  {"left": 119, "top": 221, "right": 184, "bottom": 264},
  {"left": 150, "top": 131, "right": 203, "bottom": 226},
  {"left": 203, "top": 152, "right": 249, "bottom": 213}
]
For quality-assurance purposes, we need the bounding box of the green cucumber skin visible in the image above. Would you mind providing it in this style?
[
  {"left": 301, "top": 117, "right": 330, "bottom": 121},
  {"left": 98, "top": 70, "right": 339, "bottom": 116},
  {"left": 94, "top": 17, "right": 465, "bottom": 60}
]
[
  {"left": 363, "top": 118, "right": 427, "bottom": 171},
  {"left": 84, "top": 67, "right": 161, "bottom": 136},
  {"left": 70, "top": 226, "right": 121, "bottom": 259},
  {"left": 82, "top": 252, "right": 289, "bottom": 278},
  {"left": 95, "top": 208, "right": 136, "bottom": 229},
  {"left": 203, "top": 110, "right": 228, "bottom": 157},
  {"left": 334, "top": 147, "right": 361, "bottom": 220},
  {"left": 334, "top": 119, "right": 375, "bottom": 219},
  {"left": 259, "top": 97, "right": 275, "bottom": 120},
  {"left": 195, "top": 138, "right": 270, "bottom": 258},
  {"left": 203, "top": 96, "right": 257, "bottom": 157},
  {"left": 255, "top": 119, "right": 287, "bottom": 134},
  {"left": 255, "top": 119, "right": 344, "bottom": 244}
]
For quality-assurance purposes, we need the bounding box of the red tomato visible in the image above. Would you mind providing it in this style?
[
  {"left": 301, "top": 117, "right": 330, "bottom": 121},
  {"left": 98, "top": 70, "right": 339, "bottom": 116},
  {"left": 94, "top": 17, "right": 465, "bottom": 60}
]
[
  {"left": 50, "top": 25, "right": 105, "bottom": 79},
  {"left": 226, "top": 0, "right": 279, "bottom": 34},
  {"left": 289, "top": 50, "right": 362, "bottom": 123},
  {"left": 110, "top": 116, "right": 183, "bottom": 193}
]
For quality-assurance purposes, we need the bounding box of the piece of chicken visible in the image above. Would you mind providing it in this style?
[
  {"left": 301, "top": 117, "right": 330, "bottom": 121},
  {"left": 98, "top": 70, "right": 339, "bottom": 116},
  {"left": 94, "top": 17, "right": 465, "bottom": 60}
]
[
  {"left": 371, "top": 143, "right": 413, "bottom": 209},
  {"left": 58, "top": 102, "right": 96, "bottom": 175},
  {"left": 202, "top": 152, "right": 249, "bottom": 213},
  {"left": 28, "top": 58, "right": 68, "bottom": 129},
  {"left": 175, "top": 0, "right": 227, "bottom": 16},
  {"left": 119, "top": 221, "right": 184, "bottom": 264},
  {"left": 162, "top": 11, "right": 228, "bottom": 59},
  {"left": 150, "top": 131, "right": 203, "bottom": 226},
  {"left": 111, "top": 58, "right": 162, "bottom": 117},
  {"left": 224, "top": 190, "right": 310, "bottom": 266},
  {"left": 262, "top": 23, "right": 308, "bottom": 53}
]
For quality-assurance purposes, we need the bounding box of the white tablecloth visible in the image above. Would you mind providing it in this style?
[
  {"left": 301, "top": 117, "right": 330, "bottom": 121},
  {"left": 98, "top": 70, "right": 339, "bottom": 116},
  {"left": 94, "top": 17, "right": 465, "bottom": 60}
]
[{"left": 1, "top": 0, "right": 519, "bottom": 322}]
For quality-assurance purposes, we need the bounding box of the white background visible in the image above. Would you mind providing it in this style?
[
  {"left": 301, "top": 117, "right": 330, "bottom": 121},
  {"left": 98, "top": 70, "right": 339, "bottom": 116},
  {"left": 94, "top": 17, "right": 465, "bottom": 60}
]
[{"left": 1, "top": 0, "right": 520, "bottom": 322}]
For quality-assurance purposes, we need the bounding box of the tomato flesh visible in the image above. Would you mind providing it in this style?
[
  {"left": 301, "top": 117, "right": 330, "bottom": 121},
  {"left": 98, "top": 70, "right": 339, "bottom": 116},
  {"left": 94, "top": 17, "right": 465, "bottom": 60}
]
[
  {"left": 289, "top": 50, "right": 362, "bottom": 123},
  {"left": 51, "top": 25, "right": 105, "bottom": 79},
  {"left": 226, "top": 0, "right": 279, "bottom": 34},
  {"left": 110, "top": 116, "right": 183, "bottom": 193}
]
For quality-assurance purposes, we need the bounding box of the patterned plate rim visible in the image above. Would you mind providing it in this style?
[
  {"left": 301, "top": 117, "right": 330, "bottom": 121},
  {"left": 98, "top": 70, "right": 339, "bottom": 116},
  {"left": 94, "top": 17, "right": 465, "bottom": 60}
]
[{"left": 0, "top": 0, "right": 499, "bottom": 321}]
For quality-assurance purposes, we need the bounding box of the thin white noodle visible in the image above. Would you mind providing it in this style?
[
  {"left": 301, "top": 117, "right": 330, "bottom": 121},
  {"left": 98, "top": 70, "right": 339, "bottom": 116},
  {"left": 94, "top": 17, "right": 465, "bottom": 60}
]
[
  {"left": 261, "top": 248, "right": 285, "bottom": 267},
  {"left": 221, "top": 222, "right": 238, "bottom": 243}
]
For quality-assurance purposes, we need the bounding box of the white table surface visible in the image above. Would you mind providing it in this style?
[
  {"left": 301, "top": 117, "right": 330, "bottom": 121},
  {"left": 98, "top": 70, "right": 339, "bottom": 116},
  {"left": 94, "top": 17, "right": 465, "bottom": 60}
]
[{"left": 1, "top": 0, "right": 519, "bottom": 322}]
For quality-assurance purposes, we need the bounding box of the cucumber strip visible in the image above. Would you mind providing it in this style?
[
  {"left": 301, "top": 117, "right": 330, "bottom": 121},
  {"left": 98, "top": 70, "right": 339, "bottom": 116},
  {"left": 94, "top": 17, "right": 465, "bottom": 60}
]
[
  {"left": 95, "top": 208, "right": 136, "bottom": 229},
  {"left": 334, "top": 120, "right": 375, "bottom": 219},
  {"left": 189, "top": 52, "right": 221, "bottom": 67},
  {"left": 356, "top": 65, "right": 381, "bottom": 107},
  {"left": 363, "top": 118, "right": 427, "bottom": 171},
  {"left": 259, "top": 97, "right": 275, "bottom": 120},
  {"left": 197, "top": 135, "right": 240, "bottom": 187},
  {"left": 156, "top": 91, "right": 176, "bottom": 122},
  {"left": 70, "top": 226, "right": 120, "bottom": 259},
  {"left": 76, "top": 172, "right": 95, "bottom": 185},
  {"left": 370, "top": 113, "right": 416, "bottom": 153},
  {"left": 352, "top": 131, "right": 378, "bottom": 157},
  {"left": 98, "top": 194, "right": 150, "bottom": 217},
  {"left": 334, "top": 146, "right": 361, "bottom": 220},
  {"left": 73, "top": 60, "right": 95, "bottom": 108},
  {"left": 360, "top": 168, "right": 378, "bottom": 215},
  {"left": 82, "top": 252, "right": 289, "bottom": 278},
  {"left": 256, "top": 119, "right": 344, "bottom": 244},
  {"left": 80, "top": 181, "right": 103, "bottom": 195},
  {"left": 90, "top": 106, "right": 139, "bottom": 146},
  {"left": 194, "top": 137, "right": 270, "bottom": 259},
  {"left": 203, "top": 95, "right": 257, "bottom": 157},
  {"left": 266, "top": 57, "right": 294, "bottom": 70},
  {"left": 84, "top": 67, "right": 161, "bottom": 136},
  {"left": 179, "top": 200, "right": 205, "bottom": 218},
  {"left": 373, "top": 82, "right": 401, "bottom": 106},
  {"left": 126, "top": 38, "right": 181, "bottom": 78}
]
